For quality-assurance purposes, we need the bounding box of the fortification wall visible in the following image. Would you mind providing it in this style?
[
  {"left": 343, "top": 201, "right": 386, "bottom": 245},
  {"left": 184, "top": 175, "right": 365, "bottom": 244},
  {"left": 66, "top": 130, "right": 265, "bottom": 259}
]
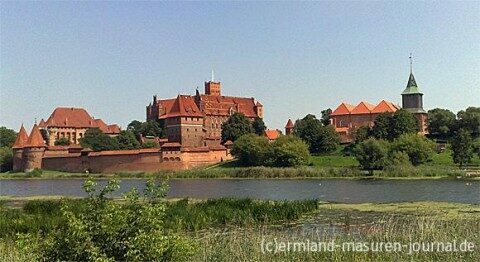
[{"left": 41, "top": 147, "right": 230, "bottom": 173}]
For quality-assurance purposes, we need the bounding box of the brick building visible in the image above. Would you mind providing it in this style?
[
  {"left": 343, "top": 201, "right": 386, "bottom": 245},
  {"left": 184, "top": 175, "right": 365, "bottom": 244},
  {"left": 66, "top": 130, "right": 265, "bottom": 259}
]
[
  {"left": 146, "top": 80, "right": 263, "bottom": 147},
  {"left": 330, "top": 70, "right": 428, "bottom": 143},
  {"left": 38, "top": 107, "right": 120, "bottom": 146}
]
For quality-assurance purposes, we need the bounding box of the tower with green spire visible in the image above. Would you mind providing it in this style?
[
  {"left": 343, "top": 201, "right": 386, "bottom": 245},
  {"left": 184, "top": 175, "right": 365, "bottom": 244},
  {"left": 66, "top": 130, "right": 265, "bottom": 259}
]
[{"left": 401, "top": 54, "right": 428, "bottom": 134}]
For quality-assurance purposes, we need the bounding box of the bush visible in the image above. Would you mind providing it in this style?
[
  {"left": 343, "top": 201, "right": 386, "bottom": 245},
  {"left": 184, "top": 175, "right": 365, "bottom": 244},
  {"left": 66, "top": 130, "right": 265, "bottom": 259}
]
[
  {"left": 116, "top": 130, "right": 141, "bottom": 150},
  {"left": 266, "top": 135, "right": 310, "bottom": 167},
  {"left": 231, "top": 134, "right": 270, "bottom": 166},
  {"left": 354, "top": 138, "right": 389, "bottom": 175},
  {"left": 54, "top": 137, "right": 70, "bottom": 146},
  {"left": 391, "top": 134, "right": 435, "bottom": 165},
  {"left": 26, "top": 168, "right": 42, "bottom": 177},
  {"left": 142, "top": 140, "right": 159, "bottom": 148},
  {"left": 79, "top": 128, "right": 119, "bottom": 151},
  {"left": 0, "top": 146, "right": 13, "bottom": 172},
  {"left": 30, "top": 179, "right": 195, "bottom": 261}
]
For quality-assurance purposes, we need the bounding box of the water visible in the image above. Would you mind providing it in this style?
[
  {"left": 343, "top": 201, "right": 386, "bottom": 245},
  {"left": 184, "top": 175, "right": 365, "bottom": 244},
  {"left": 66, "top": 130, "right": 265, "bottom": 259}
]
[{"left": 0, "top": 178, "right": 478, "bottom": 204}]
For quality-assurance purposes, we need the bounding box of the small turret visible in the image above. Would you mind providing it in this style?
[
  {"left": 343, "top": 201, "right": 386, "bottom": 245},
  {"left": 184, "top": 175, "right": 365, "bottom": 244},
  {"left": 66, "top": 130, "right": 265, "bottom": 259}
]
[
  {"left": 12, "top": 124, "right": 29, "bottom": 171},
  {"left": 23, "top": 124, "right": 47, "bottom": 172},
  {"left": 285, "top": 119, "right": 294, "bottom": 135}
]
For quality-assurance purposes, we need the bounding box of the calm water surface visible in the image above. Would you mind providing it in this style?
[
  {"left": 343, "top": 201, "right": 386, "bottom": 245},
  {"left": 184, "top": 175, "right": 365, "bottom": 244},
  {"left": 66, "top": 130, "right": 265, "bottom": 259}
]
[{"left": 0, "top": 179, "right": 479, "bottom": 204}]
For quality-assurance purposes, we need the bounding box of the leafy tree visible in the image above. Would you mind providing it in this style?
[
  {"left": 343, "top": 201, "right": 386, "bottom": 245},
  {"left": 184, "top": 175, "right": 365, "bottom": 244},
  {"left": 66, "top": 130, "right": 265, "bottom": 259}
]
[
  {"left": 320, "top": 108, "right": 332, "bottom": 126},
  {"left": 79, "top": 128, "right": 119, "bottom": 151},
  {"left": 231, "top": 134, "right": 270, "bottom": 166},
  {"left": 266, "top": 135, "right": 310, "bottom": 167},
  {"left": 54, "top": 137, "right": 71, "bottom": 146},
  {"left": 32, "top": 179, "right": 195, "bottom": 260},
  {"left": 40, "top": 129, "right": 50, "bottom": 146},
  {"left": 251, "top": 117, "right": 267, "bottom": 136},
  {"left": 451, "top": 129, "right": 474, "bottom": 168},
  {"left": 390, "top": 133, "right": 435, "bottom": 166},
  {"left": 354, "top": 138, "right": 389, "bottom": 175},
  {"left": 390, "top": 109, "right": 418, "bottom": 140},
  {"left": 427, "top": 108, "right": 456, "bottom": 138},
  {"left": 116, "top": 130, "right": 141, "bottom": 150},
  {"left": 0, "top": 146, "right": 13, "bottom": 172},
  {"left": 0, "top": 127, "right": 16, "bottom": 148},
  {"left": 127, "top": 120, "right": 143, "bottom": 137},
  {"left": 140, "top": 120, "right": 163, "bottom": 137},
  {"left": 142, "top": 140, "right": 159, "bottom": 148},
  {"left": 371, "top": 113, "right": 392, "bottom": 140},
  {"left": 455, "top": 107, "right": 480, "bottom": 137},
  {"left": 221, "top": 112, "right": 253, "bottom": 143},
  {"left": 352, "top": 126, "right": 371, "bottom": 144},
  {"left": 293, "top": 114, "right": 339, "bottom": 154}
]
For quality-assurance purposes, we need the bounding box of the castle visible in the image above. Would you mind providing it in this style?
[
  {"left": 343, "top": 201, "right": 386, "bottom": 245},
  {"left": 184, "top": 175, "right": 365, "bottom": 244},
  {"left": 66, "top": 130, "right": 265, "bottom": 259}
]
[
  {"left": 146, "top": 79, "right": 263, "bottom": 147},
  {"left": 330, "top": 70, "right": 428, "bottom": 143}
]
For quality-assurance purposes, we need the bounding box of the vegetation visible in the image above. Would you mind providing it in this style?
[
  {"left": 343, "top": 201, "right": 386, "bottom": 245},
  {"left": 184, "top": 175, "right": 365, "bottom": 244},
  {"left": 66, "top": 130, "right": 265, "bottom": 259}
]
[
  {"left": 116, "top": 130, "right": 141, "bottom": 150},
  {"left": 371, "top": 110, "right": 418, "bottom": 141},
  {"left": 320, "top": 108, "right": 332, "bottom": 126},
  {"left": 231, "top": 134, "right": 310, "bottom": 167},
  {"left": 142, "top": 140, "right": 159, "bottom": 148},
  {"left": 127, "top": 119, "right": 164, "bottom": 139},
  {"left": 221, "top": 112, "right": 254, "bottom": 143},
  {"left": 451, "top": 129, "right": 474, "bottom": 168},
  {"left": 79, "top": 128, "right": 119, "bottom": 151},
  {"left": 293, "top": 114, "right": 340, "bottom": 154},
  {"left": 427, "top": 108, "right": 456, "bottom": 138},
  {"left": 252, "top": 117, "right": 267, "bottom": 136},
  {"left": 390, "top": 133, "right": 436, "bottom": 165},
  {"left": 0, "top": 127, "right": 16, "bottom": 148},
  {"left": 53, "top": 137, "right": 70, "bottom": 146},
  {"left": 354, "top": 138, "right": 389, "bottom": 175},
  {"left": 0, "top": 147, "right": 13, "bottom": 172}
]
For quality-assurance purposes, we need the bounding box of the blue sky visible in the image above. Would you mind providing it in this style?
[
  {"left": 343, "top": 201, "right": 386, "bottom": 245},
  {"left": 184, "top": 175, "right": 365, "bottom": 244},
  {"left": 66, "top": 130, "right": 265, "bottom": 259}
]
[{"left": 1, "top": 1, "right": 479, "bottom": 131}]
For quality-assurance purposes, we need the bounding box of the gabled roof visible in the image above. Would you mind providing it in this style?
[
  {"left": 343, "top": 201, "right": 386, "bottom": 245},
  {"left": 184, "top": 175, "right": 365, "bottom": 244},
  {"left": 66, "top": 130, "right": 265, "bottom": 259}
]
[
  {"left": 372, "top": 100, "right": 400, "bottom": 113},
  {"left": 285, "top": 119, "right": 294, "bottom": 128},
  {"left": 200, "top": 95, "right": 258, "bottom": 118},
  {"left": 351, "top": 101, "right": 376, "bottom": 115},
  {"left": 402, "top": 73, "right": 423, "bottom": 95},
  {"left": 42, "top": 107, "right": 120, "bottom": 133},
  {"left": 12, "top": 124, "right": 29, "bottom": 149},
  {"left": 25, "top": 124, "right": 46, "bottom": 147},
  {"left": 331, "top": 103, "right": 355, "bottom": 116},
  {"left": 264, "top": 129, "right": 281, "bottom": 140},
  {"left": 164, "top": 95, "right": 203, "bottom": 118}
]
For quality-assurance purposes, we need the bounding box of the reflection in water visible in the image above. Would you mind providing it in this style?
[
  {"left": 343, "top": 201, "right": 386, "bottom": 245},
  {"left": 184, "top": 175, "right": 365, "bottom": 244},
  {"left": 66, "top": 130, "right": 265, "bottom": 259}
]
[{"left": 0, "top": 179, "right": 479, "bottom": 204}]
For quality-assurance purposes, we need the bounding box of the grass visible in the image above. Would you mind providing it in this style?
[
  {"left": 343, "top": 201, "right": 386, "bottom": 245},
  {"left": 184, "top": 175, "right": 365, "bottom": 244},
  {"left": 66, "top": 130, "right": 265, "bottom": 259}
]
[{"left": 1, "top": 199, "right": 478, "bottom": 261}]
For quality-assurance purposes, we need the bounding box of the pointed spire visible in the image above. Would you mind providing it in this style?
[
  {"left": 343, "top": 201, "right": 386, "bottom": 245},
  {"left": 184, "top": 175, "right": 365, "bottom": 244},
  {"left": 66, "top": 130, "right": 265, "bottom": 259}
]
[
  {"left": 285, "top": 119, "right": 294, "bottom": 128},
  {"left": 211, "top": 69, "right": 215, "bottom": 82},
  {"left": 409, "top": 53, "right": 413, "bottom": 74},
  {"left": 25, "top": 124, "right": 46, "bottom": 148},
  {"left": 12, "top": 124, "right": 29, "bottom": 149}
]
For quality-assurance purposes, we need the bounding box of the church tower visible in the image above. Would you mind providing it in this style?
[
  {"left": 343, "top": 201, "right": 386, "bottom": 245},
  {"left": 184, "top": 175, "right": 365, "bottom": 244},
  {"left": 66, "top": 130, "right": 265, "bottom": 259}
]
[
  {"left": 204, "top": 70, "right": 221, "bottom": 96},
  {"left": 401, "top": 55, "right": 428, "bottom": 134}
]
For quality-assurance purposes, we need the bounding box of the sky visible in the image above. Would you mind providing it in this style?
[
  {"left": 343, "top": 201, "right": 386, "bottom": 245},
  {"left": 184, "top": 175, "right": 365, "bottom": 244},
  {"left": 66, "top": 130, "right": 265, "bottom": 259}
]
[{"left": 1, "top": 1, "right": 479, "bottom": 132}]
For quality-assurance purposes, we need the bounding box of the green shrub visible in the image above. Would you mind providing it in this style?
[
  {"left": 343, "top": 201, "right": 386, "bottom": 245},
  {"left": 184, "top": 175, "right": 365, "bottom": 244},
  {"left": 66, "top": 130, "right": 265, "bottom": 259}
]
[
  {"left": 26, "top": 168, "right": 43, "bottom": 177},
  {"left": 266, "top": 136, "right": 310, "bottom": 167},
  {"left": 354, "top": 138, "right": 389, "bottom": 175},
  {"left": 391, "top": 134, "right": 435, "bottom": 165},
  {"left": 231, "top": 134, "right": 270, "bottom": 166}
]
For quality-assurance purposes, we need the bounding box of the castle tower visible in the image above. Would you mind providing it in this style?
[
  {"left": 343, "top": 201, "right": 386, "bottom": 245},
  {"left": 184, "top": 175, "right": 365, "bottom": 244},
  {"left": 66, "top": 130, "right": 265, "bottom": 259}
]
[
  {"left": 23, "top": 124, "right": 47, "bottom": 172},
  {"left": 254, "top": 101, "right": 264, "bottom": 118},
  {"left": 12, "top": 124, "right": 29, "bottom": 172},
  {"left": 401, "top": 56, "right": 428, "bottom": 134},
  {"left": 285, "top": 119, "right": 294, "bottom": 135},
  {"left": 205, "top": 81, "right": 221, "bottom": 96}
]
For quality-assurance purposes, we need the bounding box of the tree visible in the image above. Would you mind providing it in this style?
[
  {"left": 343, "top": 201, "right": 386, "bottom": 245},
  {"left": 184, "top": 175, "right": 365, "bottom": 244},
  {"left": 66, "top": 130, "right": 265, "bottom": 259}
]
[
  {"left": 0, "top": 146, "right": 13, "bottom": 172},
  {"left": 221, "top": 112, "right": 253, "bottom": 143},
  {"left": 456, "top": 107, "right": 480, "bottom": 137},
  {"left": 116, "top": 130, "right": 141, "bottom": 150},
  {"left": 127, "top": 120, "right": 143, "bottom": 137},
  {"left": 390, "top": 133, "right": 435, "bottom": 166},
  {"left": 390, "top": 109, "right": 418, "bottom": 140},
  {"left": 251, "top": 117, "right": 266, "bottom": 136},
  {"left": 371, "top": 113, "right": 392, "bottom": 140},
  {"left": 0, "top": 127, "right": 16, "bottom": 148},
  {"left": 354, "top": 138, "right": 389, "bottom": 175},
  {"left": 266, "top": 135, "right": 310, "bottom": 167},
  {"left": 54, "top": 137, "right": 71, "bottom": 146},
  {"left": 427, "top": 108, "right": 456, "bottom": 138},
  {"left": 352, "top": 126, "right": 371, "bottom": 144},
  {"left": 320, "top": 108, "right": 332, "bottom": 126},
  {"left": 451, "top": 129, "right": 474, "bottom": 168},
  {"left": 79, "top": 128, "right": 119, "bottom": 151},
  {"left": 231, "top": 134, "right": 270, "bottom": 166},
  {"left": 293, "top": 114, "right": 339, "bottom": 154},
  {"left": 140, "top": 120, "right": 163, "bottom": 137}
]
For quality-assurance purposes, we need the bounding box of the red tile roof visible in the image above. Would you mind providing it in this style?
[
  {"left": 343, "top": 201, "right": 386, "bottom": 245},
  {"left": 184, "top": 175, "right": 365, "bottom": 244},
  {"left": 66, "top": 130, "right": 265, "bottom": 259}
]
[
  {"left": 351, "top": 101, "right": 376, "bottom": 115},
  {"left": 200, "top": 95, "right": 258, "bottom": 118},
  {"left": 12, "top": 124, "right": 29, "bottom": 149},
  {"left": 41, "top": 107, "right": 120, "bottom": 134},
  {"left": 285, "top": 119, "right": 294, "bottom": 128},
  {"left": 25, "top": 124, "right": 46, "bottom": 147},
  {"left": 331, "top": 103, "right": 356, "bottom": 116},
  {"left": 264, "top": 129, "right": 281, "bottom": 140},
  {"left": 371, "top": 100, "right": 400, "bottom": 113}
]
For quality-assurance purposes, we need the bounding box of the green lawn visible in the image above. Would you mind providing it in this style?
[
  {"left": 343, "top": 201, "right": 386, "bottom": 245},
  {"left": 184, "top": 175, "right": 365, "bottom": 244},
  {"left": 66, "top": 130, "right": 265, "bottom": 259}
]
[{"left": 309, "top": 155, "right": 359, "bottom": 167}]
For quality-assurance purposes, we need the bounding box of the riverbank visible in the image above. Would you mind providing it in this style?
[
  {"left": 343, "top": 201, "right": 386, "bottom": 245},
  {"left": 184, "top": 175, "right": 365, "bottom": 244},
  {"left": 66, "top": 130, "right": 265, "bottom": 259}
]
[{"left": 1, "top": 199, "right": 478, "bottom": 261}]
